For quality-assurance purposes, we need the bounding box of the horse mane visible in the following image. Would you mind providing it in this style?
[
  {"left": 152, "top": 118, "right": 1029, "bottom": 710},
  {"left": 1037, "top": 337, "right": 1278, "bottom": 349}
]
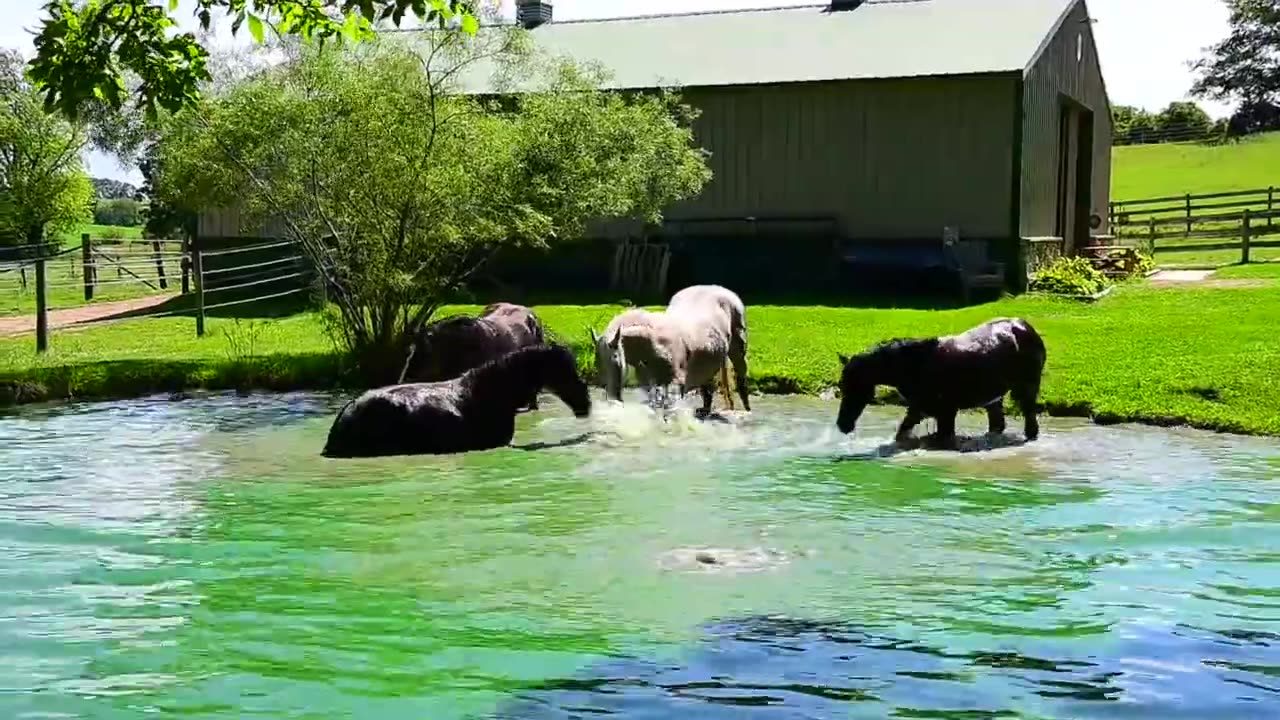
[
  {"left": 844, "top": 336, "right": 939, "bottom": 378},
  {"left": 459, "top": 343, "right": 573, "bottom": 393},
  {"left": 422, "top": 313, "right": 486, "bottom": 336},
  {"left": 868, "top": 336, "right": 938, "bottom": 357}
]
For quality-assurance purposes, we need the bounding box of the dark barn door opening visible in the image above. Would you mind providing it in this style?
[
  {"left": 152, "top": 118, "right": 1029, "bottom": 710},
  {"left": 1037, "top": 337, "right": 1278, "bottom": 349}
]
[{"left": 1055, "top": 98, "right": 1095, "bottom": 255}]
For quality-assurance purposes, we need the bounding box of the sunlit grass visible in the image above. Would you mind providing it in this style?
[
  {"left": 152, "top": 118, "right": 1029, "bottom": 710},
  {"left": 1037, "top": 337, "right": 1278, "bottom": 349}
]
[{"left": 2, "top": 276, "right": 1277, "bottom": 435}]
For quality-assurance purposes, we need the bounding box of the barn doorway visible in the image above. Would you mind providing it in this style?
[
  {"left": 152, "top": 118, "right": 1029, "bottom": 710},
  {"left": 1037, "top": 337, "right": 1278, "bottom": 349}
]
[{"left": 1055, "top": 99, "right": 1095, "bottom": 255}]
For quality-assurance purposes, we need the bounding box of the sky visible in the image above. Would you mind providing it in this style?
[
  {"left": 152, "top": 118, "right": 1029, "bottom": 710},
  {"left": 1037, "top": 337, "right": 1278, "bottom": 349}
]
[{"left": 3, "top": 0, "right": 1232, "bottom": 185}]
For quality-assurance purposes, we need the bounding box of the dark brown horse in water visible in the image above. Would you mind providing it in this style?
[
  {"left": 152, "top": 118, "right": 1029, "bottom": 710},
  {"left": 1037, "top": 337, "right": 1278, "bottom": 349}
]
[
  {"left": 323, "top": 344, "right": 591, "bottom": 458},
  {"left": 402, "top": 302, "right": 547, "bottom": 410},
  {"left": 835, "top": 317, "right": 1046, "bottom": 449}
]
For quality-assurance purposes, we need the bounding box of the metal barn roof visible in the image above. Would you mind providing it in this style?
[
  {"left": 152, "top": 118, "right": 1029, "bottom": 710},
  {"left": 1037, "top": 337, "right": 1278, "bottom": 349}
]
[{"left": 457, "top": 0, "right": 1078, "bottom": 93}]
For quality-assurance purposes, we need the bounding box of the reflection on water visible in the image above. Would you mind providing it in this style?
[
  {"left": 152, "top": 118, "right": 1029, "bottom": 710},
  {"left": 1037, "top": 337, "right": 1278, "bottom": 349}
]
[
  {"left": 0, "top": 390, "right": 1278, "bottom": 719},
  {"left": 498, "top": 615, "right": 1280, "bottom": 719}
]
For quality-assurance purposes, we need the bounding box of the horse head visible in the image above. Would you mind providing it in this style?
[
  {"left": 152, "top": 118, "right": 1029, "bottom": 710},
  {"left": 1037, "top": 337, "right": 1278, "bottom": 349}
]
[
  {"left": 540, "top": 344, "right": 592, "bottom": 418},
  {"left": 835, "top": 351, "right": 876, "bottom": 434},
  {"left": 590, "top": 325, "right": 626, "bottom": 402}
]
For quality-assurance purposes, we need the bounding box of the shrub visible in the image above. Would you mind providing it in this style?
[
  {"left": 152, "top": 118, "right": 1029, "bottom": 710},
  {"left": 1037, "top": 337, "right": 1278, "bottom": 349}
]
[
  {"left": 1132, "top": 250, "right": 1156, "bottom": 277},
  {"left": 98, "top": 226, "right": 126, "bottom": 242},
  {"left": 1030, "top": 256, "right": 1110, "bottom": 296}
]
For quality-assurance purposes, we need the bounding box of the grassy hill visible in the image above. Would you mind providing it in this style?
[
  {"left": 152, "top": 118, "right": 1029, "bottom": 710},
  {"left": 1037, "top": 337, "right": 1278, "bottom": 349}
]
[{"left": 1111, "top": 131, "right": 1280, "bottom": 200}]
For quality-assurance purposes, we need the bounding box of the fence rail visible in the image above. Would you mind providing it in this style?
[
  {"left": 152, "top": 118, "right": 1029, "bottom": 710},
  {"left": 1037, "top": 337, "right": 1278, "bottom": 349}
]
[
  {"left": 1, "top": 235, "right": 314, "bottom": 354},
  {"left": 1107, "top": 185, "right": 1280, "bottom": 266},
  {"left": 1109, "top": 185, "right": 1277, "bottom": 227}
]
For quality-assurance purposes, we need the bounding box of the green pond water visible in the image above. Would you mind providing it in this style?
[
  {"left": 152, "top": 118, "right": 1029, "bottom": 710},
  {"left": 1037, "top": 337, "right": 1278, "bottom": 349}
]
[{"left": 2, "top": 391, "right": 1279, "bottom": 719}]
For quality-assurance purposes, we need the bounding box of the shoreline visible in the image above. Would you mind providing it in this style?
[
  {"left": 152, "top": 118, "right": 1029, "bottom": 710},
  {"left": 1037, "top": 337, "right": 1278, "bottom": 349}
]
[{"left": 2, "top": 353, "right": 1275, "bottom": 439}]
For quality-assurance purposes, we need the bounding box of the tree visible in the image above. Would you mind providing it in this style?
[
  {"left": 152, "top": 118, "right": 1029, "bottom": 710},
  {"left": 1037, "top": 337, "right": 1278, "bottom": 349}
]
[
  {"left": 94, "top": 198, "right": 144, "bottom": 226},
  {"left": 1155, "top": 101, "right": 1214, "bottom": 140},
  {"left": 91, "top": 177, "right": 140, "bottom": 199},
  {"left": 0, "top": 49, "right": 93, "bottom": 253},
  {"left": 138, "top": 141, "right": 196, "bottom": 240},
  {"left": 26, "top": 0, "right": 479, "bottom": 124},
  {"left": 156, "top": 33, "right": 711, "bottom": 379},
  {"left": 1191, "top": 0, "right": 1280, "bottom": 108}
]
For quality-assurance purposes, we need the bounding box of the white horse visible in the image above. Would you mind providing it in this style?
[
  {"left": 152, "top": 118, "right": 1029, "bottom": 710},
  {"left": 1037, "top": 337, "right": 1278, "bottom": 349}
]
[{"left": 589, "top": 284, "right": 751, "bottom": 416}]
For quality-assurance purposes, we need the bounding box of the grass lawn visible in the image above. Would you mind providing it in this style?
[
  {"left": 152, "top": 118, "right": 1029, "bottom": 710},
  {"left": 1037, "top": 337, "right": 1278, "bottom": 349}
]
[
  {"left": 0, "top": 239, "right": 183, "bottom": 317},
  {"left": 2, "top": 276, "right": 1278, "bottom": 436},
  {"left": 57, "top": 223, "right": 144, "bottom": 244},
  {"left": 1111, "top": 131, "right": 1280, "bottom": 200}
]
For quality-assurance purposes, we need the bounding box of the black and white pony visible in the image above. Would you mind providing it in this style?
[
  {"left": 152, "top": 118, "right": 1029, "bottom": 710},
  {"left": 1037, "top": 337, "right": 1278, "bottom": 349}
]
[
  {"left": 323, "top": 344, "right": 591, "bottom": 458},
  {"left": 835, "top": 317, "right": 1046, "bottom": 449}
]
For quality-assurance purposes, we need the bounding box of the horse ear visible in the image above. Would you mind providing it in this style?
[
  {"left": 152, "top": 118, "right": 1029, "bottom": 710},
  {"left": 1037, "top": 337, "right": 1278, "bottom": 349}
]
[
  {"left": 838, "top": 353, "right": 851, "bottom": 366},
  {"left": 608, "top": 328, "right": 622, "bottom": 349}
]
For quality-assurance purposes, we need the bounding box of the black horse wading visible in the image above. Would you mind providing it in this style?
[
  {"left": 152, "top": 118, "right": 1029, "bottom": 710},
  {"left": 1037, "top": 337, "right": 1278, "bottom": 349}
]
[
  {"left": 323, "top": 344, "right": 591, "bottom": 458},
  {"left": 835, "top": 317, "right": 1047, "bottom": 449}
]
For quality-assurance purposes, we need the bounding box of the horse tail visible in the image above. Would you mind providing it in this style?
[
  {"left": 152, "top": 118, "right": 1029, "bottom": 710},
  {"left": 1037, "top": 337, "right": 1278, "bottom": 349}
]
[{"left": 397, "top": 343, "right": 417, "bottom": 384}]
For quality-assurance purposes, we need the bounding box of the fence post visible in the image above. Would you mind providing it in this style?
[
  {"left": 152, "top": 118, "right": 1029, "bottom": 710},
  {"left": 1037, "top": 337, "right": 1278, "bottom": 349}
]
[
  {"left": 1184, "top": 193, "right": 1192, "bottom": 237},
  {"left": 151, "top": 240, "right": 168, "bottom": 290},
  {"left": 34, "top": 256, "right": 48, "bottom": 354},
  {"left": 1241, "top": 209, "right": 1252, "bottom": 264},
  {"left": 1268, "top": 186, "right": 1275, "bottom": 231},
  {"left": 181, "top": 236, "right": 191, "bottom": 294},
  {"left": 192, "top": 235, "right": 206, "bottom": 337},
  {"left": 1147, "top": 217, "right": 1157, "bottom": 255},
  {"left": 81, "top": 232, "right": 94, "bottom": 301}
]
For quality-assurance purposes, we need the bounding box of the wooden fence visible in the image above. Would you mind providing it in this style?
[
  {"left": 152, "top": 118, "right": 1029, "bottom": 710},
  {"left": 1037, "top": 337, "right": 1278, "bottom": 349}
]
[
  {"left": 2, "top": 235, "right": 311, "bottom": 353},
  {"left": 1107, "top": 186, "right": 1280, "bottom": 263}
]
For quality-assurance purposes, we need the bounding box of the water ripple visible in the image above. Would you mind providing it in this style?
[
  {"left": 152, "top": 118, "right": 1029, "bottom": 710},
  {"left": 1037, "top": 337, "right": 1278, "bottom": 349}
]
[{"left": 0, "top": 392, "right": 1278, "bottom": 719}]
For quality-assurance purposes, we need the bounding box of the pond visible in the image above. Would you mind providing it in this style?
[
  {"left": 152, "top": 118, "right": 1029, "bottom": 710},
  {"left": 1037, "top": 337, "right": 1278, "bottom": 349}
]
[{"left": 2, "top": 391, "right": 1279, "bottom": 719}]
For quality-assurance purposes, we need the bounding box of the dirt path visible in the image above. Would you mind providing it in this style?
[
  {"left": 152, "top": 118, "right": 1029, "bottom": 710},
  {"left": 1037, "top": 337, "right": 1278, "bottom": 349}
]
[
  {"left": 0, "top": 294, "right": 175, "bottom": 337},
  {"left": 1147, "top": 268, "right": 1273, "bottom": 289}
]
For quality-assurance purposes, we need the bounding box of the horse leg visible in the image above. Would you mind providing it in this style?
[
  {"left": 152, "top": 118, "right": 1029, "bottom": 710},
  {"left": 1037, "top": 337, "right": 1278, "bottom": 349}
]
[
  {"left": 985, "top": 399, "right": 1006, "bottom": 436},
  {"left": 1014, "top": 382, "right": 1041, "bottom": 442},
  {"left": 718, "top": 363, "right": 734, "bottom": 411},
  {"left": 698, "top": 385, "right": 714, "bottom": 419},
  {"left": 927, "top": 410, "right": 959, "bottom": 450},
  {"left": 729, "top": 334, "right": 751, "bottom": 413},
  {"left": 895, "top": 407, "right": 924, "bottom": 444}
]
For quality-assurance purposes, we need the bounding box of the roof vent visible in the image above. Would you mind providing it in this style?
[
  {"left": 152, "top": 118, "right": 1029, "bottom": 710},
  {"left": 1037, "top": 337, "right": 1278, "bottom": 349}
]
[
  {"left": 829, "top": 0, "right": 865, "bottom": 9},
  {"left": 516, "top": 0, "right": 552, "bottom": 28}
]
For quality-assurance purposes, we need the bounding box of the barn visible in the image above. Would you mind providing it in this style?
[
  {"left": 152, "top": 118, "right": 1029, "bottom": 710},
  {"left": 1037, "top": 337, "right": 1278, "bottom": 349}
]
[
  {"left": 480, "top": 0, "right": 1112, "bottom": 297},
  {"left": 196, "top": 0, "right": 1112, "bottom": 300}
]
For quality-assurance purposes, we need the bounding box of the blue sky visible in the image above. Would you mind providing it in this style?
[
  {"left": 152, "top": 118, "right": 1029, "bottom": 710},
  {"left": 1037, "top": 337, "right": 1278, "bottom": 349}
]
[{"left": 4, "top": 0, "right": 1232, "bottom": 184}]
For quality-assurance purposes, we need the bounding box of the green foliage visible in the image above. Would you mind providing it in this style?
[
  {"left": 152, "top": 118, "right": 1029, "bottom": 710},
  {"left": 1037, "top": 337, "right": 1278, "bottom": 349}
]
[
  {"left": 157, "top": 35, "right": 710, "bottom": 380},
  {"left": 27, "top": 0, "right": 478, "bottom": 123},
  {"left": 93, "top": 198, "right": 144, "bottom": 227},
  {"left": 1191, "top": 0, "right": 1280, "bottom": 108},
  {"left": 0, "top": 49, "right": 94, "bottom": 251},
  {"left": 1132, "top": 250, "right": 1156, "bottom": 277},
  {"left": 138, "top": 142, "right": 195, "bottom": 240},
  {"left": 91, "top": 177, "right": 139, "bottom": 199},
  {"left": 1112, "top": 101, "right": 1218, "bottom": 145},
  {"left": 1029, "top": 256, "right": 1110, "bottom": 296}
]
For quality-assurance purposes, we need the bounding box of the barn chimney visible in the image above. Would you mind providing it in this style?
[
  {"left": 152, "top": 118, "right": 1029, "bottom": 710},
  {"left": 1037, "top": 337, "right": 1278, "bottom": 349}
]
[
  {"left": 829, "top": 0, "right": 865, "bottom": 9},
  {"left": 516, "top": 0, "right": 553, "bottom": 28}
]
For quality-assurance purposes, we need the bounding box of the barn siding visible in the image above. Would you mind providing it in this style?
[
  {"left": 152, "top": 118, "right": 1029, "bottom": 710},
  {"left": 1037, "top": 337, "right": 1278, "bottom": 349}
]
[
  {"left": 649, "top": 75, "right": 1018, "bottom": 241},
  {"left": 201, "top": 75, "right": 1018, "bottom": 247},
  {"left": 1019, "top": 0, "right": 1113, "bottom": 240}
]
